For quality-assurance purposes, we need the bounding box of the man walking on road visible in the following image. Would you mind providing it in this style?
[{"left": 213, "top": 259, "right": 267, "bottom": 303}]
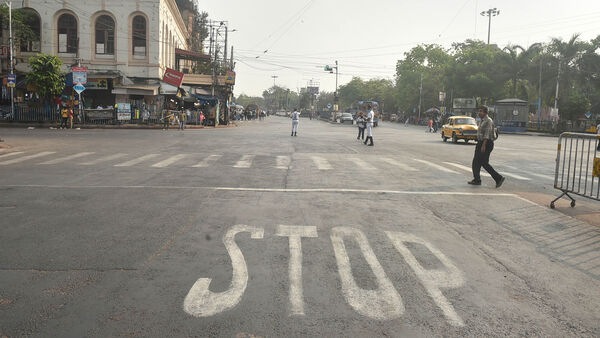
[
  {"left": 468, "top": 106, "right": 505, "bottom": 188},
  {"left": 291, "top": 108, "right": 300, "bottom": 136},
  {"left": 364, "top": 105, "right": 374, "bottom": 146}
]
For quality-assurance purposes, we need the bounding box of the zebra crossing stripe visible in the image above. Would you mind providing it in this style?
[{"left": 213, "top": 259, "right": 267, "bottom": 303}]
[
  {"left": 442, "top": 162, "right": 490, "bottom": 177},
  {"left": 192, "top": 154, "right": 222, "bottom": 168},
  {"left": 0, "top": 151, "right": 56, "bottom": 165},
  {"left": 0, "top": 151, "right": 24, "bottom": 159},
  {"left": 114, "top": 154, "right": 160, "bottom": 167},
  {"left": 151, "top": 154, "right": 187, "bottom": 168},
  {"left": 501, "top": 172, "right": 531, "bottom": 181},
  {"left": 80, "top": 153, "right": 128, "bottom": 165},
  {"left": 380, "top": 157, "right": 418, "bottom": 171},
  {"left": 39, "top": 152, "right": 95, "bottom": 165},
  {"left": 414, "top": 159, "right": 460, "bottom": 174},
  {"left": 276, "top": 155, "right": 291, "bottom": 169},
  {"left": 348, "top": 157, "right": 376, "bottom": 170},
  {"left": 233, "top": 155, "right": 255, "bottom": 168},
  {"left": 311, "top": 156, "right": 332, "bottom": 170}
]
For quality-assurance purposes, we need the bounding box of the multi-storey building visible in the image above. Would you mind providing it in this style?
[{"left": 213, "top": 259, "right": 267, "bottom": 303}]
[{"left": 3, "top": 0, "right": 233, "bottom": 124}]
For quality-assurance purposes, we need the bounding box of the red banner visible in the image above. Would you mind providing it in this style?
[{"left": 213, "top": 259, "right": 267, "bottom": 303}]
[{"left": 163, "top": 68, "right": 184, "bottom": 87}]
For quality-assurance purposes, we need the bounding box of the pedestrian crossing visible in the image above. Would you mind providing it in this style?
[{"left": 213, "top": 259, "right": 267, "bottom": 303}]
[{"left": 0, "top": 150, "right": 555, "bottom": 182}]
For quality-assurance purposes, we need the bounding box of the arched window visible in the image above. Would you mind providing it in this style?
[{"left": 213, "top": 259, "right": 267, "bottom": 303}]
[
  {"left": 95, "top": 15, "right": 115, "bottom": 55},
  {"left": 58, "top": 13, "right": 77, "bottom": 53},
  {"left": 132, "top": 15, "right": 146, "bottom": 57},
  {"left": 19, "top": 9, "right": 41, "bottom": 52}
]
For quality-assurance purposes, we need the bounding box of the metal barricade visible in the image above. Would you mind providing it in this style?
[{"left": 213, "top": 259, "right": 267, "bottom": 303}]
[{"left": 551, "top": 132, "right": 600, "bottom": 208}]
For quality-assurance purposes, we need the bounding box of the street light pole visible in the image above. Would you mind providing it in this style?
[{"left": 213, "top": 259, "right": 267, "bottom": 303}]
[{"left": 480, "top": 8, "right": 500, "bottom": 45}]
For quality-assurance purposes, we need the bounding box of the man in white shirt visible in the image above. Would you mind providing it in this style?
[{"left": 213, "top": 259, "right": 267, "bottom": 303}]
[
  {"left": 363, "top": 105, "right": 374, "bottom": 146},
  {"left": 291, "top": 108, "right": 300, "bottom": 136}
]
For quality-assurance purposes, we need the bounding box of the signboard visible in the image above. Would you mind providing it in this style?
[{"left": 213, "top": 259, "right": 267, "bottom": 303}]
[
  {"left": 117, "top": 112, "right": 131, "bottom": 121},
  {"left": 453, "top": 98, "right": 476, "bottom": 109},
  {"left": 73, "top": 84, "right": 86, "bottom": 94},
  {"left": 7, "top": 73, "right": 16, "bottom": 88},
  {"left": 72, "top": 66, "right": 88, "bottom": 84},
  {"left": 85, "top": 79, "right": 108, "bottom": 90},
  {"left": 225, "top": 70, "right": 236, "bottom": 85},
  {"left": 163, "top": 68, "right": 184, "bottom": 87}
]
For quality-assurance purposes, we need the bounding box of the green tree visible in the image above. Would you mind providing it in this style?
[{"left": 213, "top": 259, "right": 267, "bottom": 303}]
[
  {"left": 548, "top": 34, "right": 586, "bottom": 119},
  {"left": 26, "top": 54, "right": 65, "bottom": 105},
  {"left": 500, "top": 43, "right": 541, "bottom": 98}
]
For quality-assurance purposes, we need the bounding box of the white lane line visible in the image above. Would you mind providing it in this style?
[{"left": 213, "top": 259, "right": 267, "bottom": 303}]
[
  {"left": 0, "top": 151, "right": 56, "bottom": 165},
  {"left": 191, "top": 154, "right": 222, "bottom": 168},
  {"left": 380, "top": 157, "right": 418, "bottom": 171},
  {"left": 233, "top": 155, "right": 255, "bottom": 168},
  {"left": 114, "top": 154, "right": 160, "bottom": 167},
  {"left": 414, "top": 159, "right": 459, "bottom": 174},
  {"left": 311, "top": 156, "right": 332, "bottom": 170},
  {"left": 276, "top": 155, "right": 291, "bottom": 169},
  {"left": 79, "top": 153, "right": 128, "bottom": 165},
  {"left": 348, "top": 157, "right": 376, "bottom": 170},
  {"left": 0, "top": 151, "right": 24, "bottom": 159},
  {"left": 38, "top": 152, "right": 95, "bottom": 165},
  {"left": 151, "top": 154, "right": 187, "bottom": 168}
]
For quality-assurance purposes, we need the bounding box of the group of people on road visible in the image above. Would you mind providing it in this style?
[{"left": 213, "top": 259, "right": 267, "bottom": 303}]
[
  {"left": 162, "top": 109, "right": 206, "bottom": 130},
  {"left": 290, "top": 104, "right": 509, "bottom": 188},
  {"left": 354, "top": 104, "right": 375, "bottom": 146}
]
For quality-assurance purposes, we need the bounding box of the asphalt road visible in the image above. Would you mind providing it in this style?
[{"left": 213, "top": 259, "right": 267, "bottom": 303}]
[{"left": 1, "top": 118, "right": 599, "bottom": 337}]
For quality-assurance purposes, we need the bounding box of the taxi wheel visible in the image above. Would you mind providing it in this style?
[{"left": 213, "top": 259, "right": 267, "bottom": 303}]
[{"left": 442, "top": 133, "right": 448, "bottom": 142}]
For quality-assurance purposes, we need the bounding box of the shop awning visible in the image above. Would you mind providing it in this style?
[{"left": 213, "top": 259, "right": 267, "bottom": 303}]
[{"left": 112, "top": 84, "right": 159, "bottom": 96}]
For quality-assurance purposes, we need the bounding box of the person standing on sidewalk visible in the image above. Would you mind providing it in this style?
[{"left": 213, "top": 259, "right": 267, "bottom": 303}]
[
  {"left": 364, "top": 105, "right": 374, "bottom": 146},
  {"left": 179, "top": 109, "right": 187, "bottom": 130},
  {"left": 468, "top": 106, "right": 505, "bottom": 188},
  {"left": 291, "top": 108, "right": 300, "bottom": 136}
]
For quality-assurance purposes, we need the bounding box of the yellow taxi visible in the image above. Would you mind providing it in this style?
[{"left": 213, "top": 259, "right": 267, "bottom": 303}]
[{"left": 441, "top": 115, "right": 478, "bottom": 143}]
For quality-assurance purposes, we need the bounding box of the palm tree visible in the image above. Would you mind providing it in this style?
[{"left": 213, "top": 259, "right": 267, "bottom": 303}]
[{"left": 502, "top": 43, "right": 541, "bottom": 98}]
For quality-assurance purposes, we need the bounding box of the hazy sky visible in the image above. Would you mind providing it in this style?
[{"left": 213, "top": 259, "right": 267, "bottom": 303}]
[{"left": 198, "top": 0, "right": 600, "bottom": 97}]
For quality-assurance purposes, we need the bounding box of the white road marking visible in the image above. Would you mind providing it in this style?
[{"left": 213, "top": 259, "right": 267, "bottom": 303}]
[
  {"left": 233, "top": 155, "right": 255, "bottom": 168},
  {"left": 348, "top": 157, "right": 376, "bottom": 170},
  {"left": 183, "top": 224, "right": 264, "bottom": 317},
  {"left": 79, "top": 153, "right": 128, "bottom": 165},
  {"left": 38, "top": 152, "right": 95, "bottom": 165},
  {"left": 311, "top": 156, "right": 332, "bottom": 170},
  {"left": 414, "top": 159, "right": 460, "bottom": 174},
  {"left": 0, "top": 151, "right": 56, "bottom": 165},
  {"left": 191, "top": 154, "right": 222, "bottom": 168},
  {"left": 151, "top": 154, "right": 187, "bottom": 168},
  {"left": 443, "top": 162, "right": 490, "bottom": 177},
  {"left": 276, "top": 225, "right": 318, "bottom": 316},
  {"left": 528, "top": 172, "right": 555, "bottom": 180},
  {"left": 331, "top": 226, "right": 404, "bottom": 320},
  {"left": 380, "top": 157, "right": 418, "bottom": 171},
  {"left": 276, "top": 155, "right": 291, "bottom": 169},
  {"left": 0, "top": 151, "right": 24, "bottom": 159},
  {"left": 501, "top": 172, "right": 531, "bottom": 180},
  {"left": 114, "top": 154, "right": 160, "bottom": 167},
  {"left": 386, "top": 231, "right": 465, "bottom": 327}
]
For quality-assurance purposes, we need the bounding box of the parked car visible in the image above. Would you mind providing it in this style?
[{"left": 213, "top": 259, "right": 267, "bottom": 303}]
[
  {"left": 338, "top": 113, "right": 354, "bottom": 124},
  {"left": 441, "top": 116, "right": 478, "bottom": 143}
]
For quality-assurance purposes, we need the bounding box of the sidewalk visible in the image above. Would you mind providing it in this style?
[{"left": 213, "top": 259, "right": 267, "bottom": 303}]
[{"left": 0, "top": 121, "right": 238, "bottom": 130}]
